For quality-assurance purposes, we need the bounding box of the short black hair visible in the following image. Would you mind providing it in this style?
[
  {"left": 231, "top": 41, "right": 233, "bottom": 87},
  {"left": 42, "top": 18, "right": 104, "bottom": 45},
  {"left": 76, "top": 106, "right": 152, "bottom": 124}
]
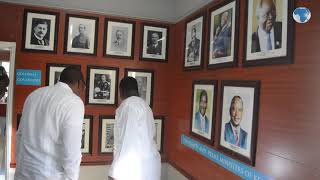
[
  {"left": 119, "top": 77, "right": 139, "bottom": 98},
  {"left": 59, "top": 66, "right": 85, "bottom": 85}
]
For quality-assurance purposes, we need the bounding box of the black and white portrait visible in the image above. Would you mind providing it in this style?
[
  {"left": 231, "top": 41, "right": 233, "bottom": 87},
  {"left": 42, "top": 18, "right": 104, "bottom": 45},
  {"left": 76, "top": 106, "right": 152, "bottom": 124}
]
[
  {"left": 125, "top": 69, "right": 154, "bottom": 107},
  {"left": 99, "top": 116, "right": 115, "bottom": 153},
  {"left": 87, "top": 66, "right": 118, "bottom": 105},
  {"left": 184, "top": 15, "right": 204, "bottom": 69},
  {"left": 81, "top": 115, "right": 92, "bottom": 154},
  {"left": 23, "top": 10, "right": 59, "bottom": 52},
  {"left": 105, "top": 20, "right": 134, "bottom": 58},
  {"left": 46, "top": 63, "right": 81, "bottom": 86},
  {"left": 93, "top": 74, "right": 111, "bottom": 100},
  {"left": 141, "top": 24, "right": 168, "bottom": 62},
  {"left": 154, "top": 117, "right": 164, "bottom": 152},
  {"left": 65, "top": 14, "right": 98, "bottom": 55},
  {"left": 218, "top": 80, "right": 260, "bottom": 165},
  {"left": 208, "top": 0, "right": 239, "bottom": 68}
]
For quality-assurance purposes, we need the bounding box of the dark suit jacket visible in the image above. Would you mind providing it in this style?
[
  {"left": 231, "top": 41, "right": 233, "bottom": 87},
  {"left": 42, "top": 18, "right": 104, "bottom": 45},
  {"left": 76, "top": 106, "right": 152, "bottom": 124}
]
[
  {"left": 187, "top": 38, "right": 200, "bottom": 61},
  {"left": 30, "top": 34, "right": 49, "bottom": 46},
  {"left": 224, "top": 121, "right": 247, "bottom": 149},
  {"left": 251, "top": 22, "right": 282, "bottom": 53},
  {"left": 147, "top": 43, "right": 162, "bottom": 55}
]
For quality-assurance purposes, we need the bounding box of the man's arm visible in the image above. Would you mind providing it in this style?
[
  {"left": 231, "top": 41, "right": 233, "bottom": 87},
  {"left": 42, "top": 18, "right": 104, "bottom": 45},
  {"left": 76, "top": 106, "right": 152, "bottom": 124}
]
[{"left": 61, "top": 99, "right": 84, "bottom": 180}]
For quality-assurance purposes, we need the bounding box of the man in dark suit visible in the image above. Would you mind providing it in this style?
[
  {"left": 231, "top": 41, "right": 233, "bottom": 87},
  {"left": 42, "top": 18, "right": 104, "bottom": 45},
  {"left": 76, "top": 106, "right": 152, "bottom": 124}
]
[
  {"left": 187, "top": 26, "right": 200, "bottom": 62},
  {"left": 30, "top": 19, "right": 49, "bottom": 46},
  {"left": 212, "top": 11, "right": 232, "bottom": 58},
  {"left": 224, "top": 96, "right": 247, "bottom": 149},
  {"left": 147, "top": 32, "right": 162, "bottom": 55},
  {"left": 72, "top": 24, "right": 90, "bottom": 49},
  {"left": 251, "top": 0, "right": 282, "bottom": 53},
  {"left": 194, "top": 90, "right": 209, "bottom": 133}
]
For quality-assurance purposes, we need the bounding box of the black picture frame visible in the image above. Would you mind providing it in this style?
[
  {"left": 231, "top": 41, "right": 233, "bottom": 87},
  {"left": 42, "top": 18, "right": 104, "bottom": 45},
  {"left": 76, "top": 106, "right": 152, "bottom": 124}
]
[
  {"left": 190, "top": 80, "right": 218, "bottom": 144},
  {"left": 86, "top": 65, "right": 119, "bottom": 106},
  {"left": 104, "top": 18, "right": 135, "bottom": 59},
  {"left": 207, "top": 0, "right": 239, "bottom": 69},
  {"left": 98, "top": 115, "right": 115, "bottom": 154},
  {"left": 81, "top": 115, "right": 93, "bottom": 155},
  {"left": 16, "top": 113, "right": 21, "bottom": 131},
  {"left": 140, "top": 23, "right": 169, "bottom": 62},
  {"left": 45, "top": 63, "right": 81, "bottom": 86},
  {"left": 21, "top": 9, "right": 59, "bottom": 53},
  {"left": 183, "top": 13, "right": 206, "bottom": 71},
  {"left": 124, "top": 68, "right": 154, "bottom": 107},
  {"left": 64, "top": 14, "right": 99, "bottom": 56},
  {"left": 243, "top": 0, "right": 295, "bottom": 67},
  {"left": 154, "top": 116, "right": 165, "bottom": 152},
  {"left": 218, "top": 80, "right": 260, "bottom": 166}
]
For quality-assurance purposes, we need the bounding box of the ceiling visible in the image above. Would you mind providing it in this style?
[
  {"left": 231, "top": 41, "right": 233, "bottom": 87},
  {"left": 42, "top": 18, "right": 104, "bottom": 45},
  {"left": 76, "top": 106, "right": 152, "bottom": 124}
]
[{"left": 0, "top": 0, "right": 213, "bottom": 23}]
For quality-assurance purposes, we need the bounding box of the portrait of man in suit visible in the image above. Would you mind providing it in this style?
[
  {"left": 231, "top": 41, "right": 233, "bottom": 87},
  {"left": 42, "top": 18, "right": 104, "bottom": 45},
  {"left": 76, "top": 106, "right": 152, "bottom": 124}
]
[
  {"left": 212, "top": 10, "right": 232, "bottom": 58},
  {"left": 251, "top": 0, "right": 282, "bottom": 53},
  {"left": 187, "top": 26, "right": 200, "bottom": 62},
  {"left": 111, "top": 29, "right": 127, "bottom": 52},
  {"left": 224, "top": 96, "right": 247, "bottom": 149},
  {"left": 147, "top": 32, "right": 162, "bottom": 55},
  {"left": 194, "top": 90, "right": 209, "bottom": 133},
  {"left": 30, "top": 18, "right": 50, "bottom": 46}
]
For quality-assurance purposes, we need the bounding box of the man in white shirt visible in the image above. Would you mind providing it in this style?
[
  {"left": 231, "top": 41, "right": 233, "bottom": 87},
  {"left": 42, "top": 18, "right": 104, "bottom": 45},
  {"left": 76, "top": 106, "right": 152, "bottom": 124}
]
[
  {"left": 109, "top": 77, "right": 161, "bottom": 180},
  {"left": 14, "top": 66, "right": 86, "bottom": 180}
]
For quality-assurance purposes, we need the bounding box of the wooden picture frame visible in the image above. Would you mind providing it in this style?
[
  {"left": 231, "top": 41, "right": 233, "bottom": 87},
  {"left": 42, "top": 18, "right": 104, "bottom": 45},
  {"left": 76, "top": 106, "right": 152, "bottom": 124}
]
[
  {"left": 64, "top": 14, "right": 99, "bottom": 56},
  {"left": 22, "top": 9, "right": 59, "bottom": 53},
  {"left": 124, "top": 68, "right": 154, "bottom": 107},
  {"left": 104, "top": 18, "right": 135, "bottom": 59},
  {"left": 98, "top": 115, "right": 115, "bottom": 154},
  {"left": 190, "top": 80, "right": 218, "bottom": 143},
  {"left": 218, "top": 80, "right": 260, "bottom": 166},
  {"left": 243, "top": 0, "right": 295, "bottom": 66},
  {"left": 81, "top": 115, "right": 93, "bottom": 155},
  {"left": 86, "top": 65, "right": 119, "bottom": 106},
  {"left": 183, "top": 13, "right": 206, "bottom": 70},
  {"left": 208, "top": 0, "right": 239, "bottom": 69},
  {"left": 140, "top": 23, "right": 169, "bottom": 62}
]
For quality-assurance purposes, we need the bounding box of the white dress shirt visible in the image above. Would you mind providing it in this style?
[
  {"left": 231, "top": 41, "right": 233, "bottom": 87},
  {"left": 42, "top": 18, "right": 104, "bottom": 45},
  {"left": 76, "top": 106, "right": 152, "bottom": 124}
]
[
  {"left": 109, "top": 96, "right": 161, "bottom": 180},
  {"left": 14, "top": 82, "right": 84, "bottom": 180},
  {"left": 258, "top": 26, "right": 275, "bottom": 52}
]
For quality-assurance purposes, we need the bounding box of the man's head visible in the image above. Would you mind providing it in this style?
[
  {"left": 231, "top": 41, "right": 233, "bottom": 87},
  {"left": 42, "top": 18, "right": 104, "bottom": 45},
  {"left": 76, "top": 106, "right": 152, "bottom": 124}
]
[
  {"left": 119, "top": 77, "right": 139, "bottom": 100},
  {"left": 221, "top": 11, "right": 230, "bottom": 27},
  {"left": 199, "top": 90, "right": 208, "bottom": 116},
  {"left": 191, "top": 26, "right": 197, "bottom": 41},
  {"left": 229, "top": 96, "right": 243, "bottom": 127},
  {"left": 101, "top": 74, "right": 107, "bottom": 82},
  {"left": 115, "top": 30, "right": 123, "bottom": 41},
  {"left": 33, "top": 19, "right": 48, "bottom": 39},
  {"left": 59, "top": 66, "right": 85, "bottom": 97},
  {"left": 151, "top": 32, "right": 159, "bottom": 45},
  {"left": 78, "top": 24, "right": 86, "bottom": 35},
  {"left": 256, "top": 0, "right": 276, "bottom": 33}
]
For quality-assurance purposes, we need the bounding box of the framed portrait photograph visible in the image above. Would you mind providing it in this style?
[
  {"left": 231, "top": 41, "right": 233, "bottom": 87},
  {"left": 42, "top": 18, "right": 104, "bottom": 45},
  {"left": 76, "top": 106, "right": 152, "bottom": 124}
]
[
  {"left": 183, "top": 14, "right": 205, "bottom": 70},
  {"left": 218, "top": 80, "right": 260, "bottom": 166},
  {"left": 86, "top": 66, "right": 119, "bottom": 105},
  {"left": 125, "top": 68, "right": 154, "bottom": 107},
  {"left": 190, "top": 80, "right": 218, "bottom": 143},
  {"left": 208, "top": 0, "right": 239, "bottom": 69},
  {"left": 22, "top": 9, "right": 59, "bottom": 53},
  {"left": 81, "top": 115, "right": 93, "bottom": 154},
  {"left": 140, "top": 24, "right": 169, "bottom": 62},
  {"left": 244, "top": 0, "right": 294, "bottom": 66},
  {"left": 46, "top": 63, "right": 81, "bottom": 86},
  {"left": 99, "top": 115, "right": 115, "bottom": 154},
  {"left": 16, "top": 113, "right": 22, "bottom": 131},
  {"left": 154, "top": 116, "right": 164, "bottom": 152},
  {"left": 104, "top": 19, "right": 135, "bottom": 59},
  {"left": 64, "top": 14, "right": 99, "bottom": 55}
]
